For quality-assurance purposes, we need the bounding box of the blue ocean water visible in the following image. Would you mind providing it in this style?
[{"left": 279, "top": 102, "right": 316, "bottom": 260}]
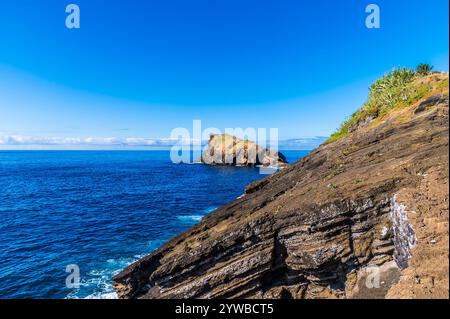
[{"left": 0, "top": 150, "right": 308, "bottom": 299}]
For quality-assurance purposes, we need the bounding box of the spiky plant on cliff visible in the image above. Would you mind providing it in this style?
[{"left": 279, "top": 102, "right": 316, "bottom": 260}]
[
  {"left": 327, "top": 66, "right": 447, "bottom": 143},
  {"left": 416, "top": 63, "right": 434, "bottom": 75}
]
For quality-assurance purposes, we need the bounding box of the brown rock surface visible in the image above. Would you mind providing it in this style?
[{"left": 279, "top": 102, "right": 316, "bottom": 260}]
[
  {"left": 113, "top": 73, "right": 449, "bottom": 299},
  {"left": 201, "top": 134, "right": 288, "bottom": 168}
]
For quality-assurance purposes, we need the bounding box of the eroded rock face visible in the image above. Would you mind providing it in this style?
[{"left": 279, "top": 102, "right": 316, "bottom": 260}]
[
  {"left": 201, "top": 134, "right": 288, "bottom": 168},
  {"left": 113, "top": 76, "right": 449, "bottom": 299}
]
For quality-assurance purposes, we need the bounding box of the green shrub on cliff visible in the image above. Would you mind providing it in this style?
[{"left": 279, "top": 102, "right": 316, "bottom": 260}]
[
  {"left": 327, "top": 67, "right": 427, "bottom": 143},
  {"left": 416, "top": 63, "right": 434, "bottom": 75},
  {"left": 327, "top": 115, "right": 355, "bottom": 142}
]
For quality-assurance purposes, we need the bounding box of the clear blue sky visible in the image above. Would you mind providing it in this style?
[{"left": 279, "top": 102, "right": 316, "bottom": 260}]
[{"left": 0, "top": 0, "right": 448, "bottom": 148}]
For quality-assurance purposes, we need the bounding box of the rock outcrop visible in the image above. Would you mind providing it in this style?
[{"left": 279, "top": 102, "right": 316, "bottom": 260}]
[
  {"left": 113, "top": 73, "right": 449, "bottom": 299},
  {"left": 201, "top": 134, "right": 288, "bottom": 168}
]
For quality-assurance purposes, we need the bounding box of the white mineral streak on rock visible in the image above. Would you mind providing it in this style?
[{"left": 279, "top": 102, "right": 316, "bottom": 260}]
[{"left": 389, "top": 195, "right": 416, "bottom": 269}]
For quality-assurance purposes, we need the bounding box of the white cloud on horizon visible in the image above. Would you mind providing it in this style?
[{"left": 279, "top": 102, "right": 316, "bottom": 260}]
[
  {"left": 0, "top": 135, "right": 185, "bottom": 146},
  {"left": 0, "top": 135, "right": 327, "bottom": 150}
]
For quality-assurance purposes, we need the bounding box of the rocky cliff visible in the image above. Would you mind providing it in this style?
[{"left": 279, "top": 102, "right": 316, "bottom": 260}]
[
  {"left": 201, "top": 134, "right": 288, "bottom": 168},
  {"left": 113, "top": 72, "right": 449, "bottom": 299}
]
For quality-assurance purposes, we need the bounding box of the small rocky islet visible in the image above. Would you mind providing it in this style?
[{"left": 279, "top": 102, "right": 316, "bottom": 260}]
[{"left": 200, "top": 134, "right": 288, "bottom": 168}]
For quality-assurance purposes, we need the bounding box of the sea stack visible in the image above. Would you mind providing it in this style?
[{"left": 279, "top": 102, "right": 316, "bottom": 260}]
[{"left": 201, "top": 134, "right": 288, "bottom": 168}]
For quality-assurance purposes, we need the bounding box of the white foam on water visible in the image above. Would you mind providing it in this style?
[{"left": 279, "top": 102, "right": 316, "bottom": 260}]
[
  {"left": 85, "top": 291, "right": 118, "bottom": 299},
  {"left": 177, "top": 215, "right": 204, "bottom": 222},
  {"left": 205, "top": 206, "right": 217, "bottom": 213},
  {"left": 63, "top": 256, "right": 137, "bottom": 299},
  {"left": 177, "top": 206, "right": 218, "bottom": 223},
  {"left": 82, "top": 267, "right": 121, "bottom": 299},
  {"left": 72, "top": 208, "right": 219, "bottom": 299}
]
